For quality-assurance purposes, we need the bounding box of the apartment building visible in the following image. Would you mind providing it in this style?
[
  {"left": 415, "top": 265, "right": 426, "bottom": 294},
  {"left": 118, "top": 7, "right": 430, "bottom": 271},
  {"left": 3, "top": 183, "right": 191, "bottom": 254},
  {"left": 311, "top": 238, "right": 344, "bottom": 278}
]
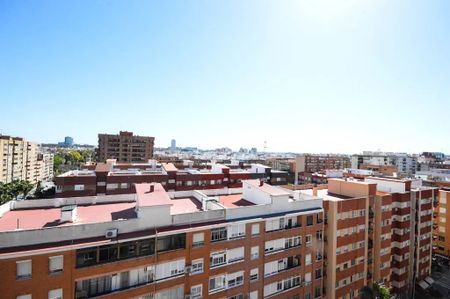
[
  {"left": 365, "top": 177, "right": 435, "bottom": 297},
  {"left": 98, "top": 131, "right": 155, "bottom": 163},
  {"left": 0, "top": 135, "right": 53, "bottom": 184},
  {"left": 309, "top": 179, "right": 376, "bottom": 299},
  {"left": 433, "top": 190, "right": 450, "bottom": 257},
  {"left": 0, "top": 180, "right": 324, "bottom": 299},
  {"left": 296, "top": 155, "right": 351, "bottom": 174},
  {"left": 54, "top": 160, "right": 288, "bottom": 198},
  {"left": 351, "top": 152, "right": 417, "bottom": 174},
  {"left": 38, "top": 153, "right": 54, "bottom": 182},
  {"left": 300, "top": 177, "right": 435, "bottom": 299}
]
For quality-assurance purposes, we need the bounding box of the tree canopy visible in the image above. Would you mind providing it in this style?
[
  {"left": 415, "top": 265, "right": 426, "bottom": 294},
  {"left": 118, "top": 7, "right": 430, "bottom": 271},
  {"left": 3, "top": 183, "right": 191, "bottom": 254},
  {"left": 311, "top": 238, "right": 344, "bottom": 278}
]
[{"left": 0, "top": 180, "right": 34, "bottom": 205}]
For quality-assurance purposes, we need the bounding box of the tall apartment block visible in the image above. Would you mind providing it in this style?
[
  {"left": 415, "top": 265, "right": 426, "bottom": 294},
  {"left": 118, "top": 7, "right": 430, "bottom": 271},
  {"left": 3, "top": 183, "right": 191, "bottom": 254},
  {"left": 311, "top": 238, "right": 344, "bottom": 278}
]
[
  {"left": 302, "top": 177, "right": 435, "bottom": 299},
  {"left": 311, "top": 179, "right": 388, "bottom": 299},
  {"left": 366, "top": 177, "right": 435, "bottom": 297},
  {"left": 434, "top": 189, "right": 450, "bottom": 257},
  {"left": 98, "top": 131, "right": 155, "bottom": 163},
  {"left": 0, "top": 135, "right": 53, "bottom": 184},
  {"left": 0, "top": 180, "right": 324, "bottom": 299}
]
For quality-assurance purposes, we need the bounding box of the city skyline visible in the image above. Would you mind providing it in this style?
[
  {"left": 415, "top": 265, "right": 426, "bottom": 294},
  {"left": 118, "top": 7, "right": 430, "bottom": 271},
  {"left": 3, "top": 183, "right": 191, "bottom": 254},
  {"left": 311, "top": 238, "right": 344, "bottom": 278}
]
[{"left": 1, "top": 0, "right": 449, "bottom": 153}]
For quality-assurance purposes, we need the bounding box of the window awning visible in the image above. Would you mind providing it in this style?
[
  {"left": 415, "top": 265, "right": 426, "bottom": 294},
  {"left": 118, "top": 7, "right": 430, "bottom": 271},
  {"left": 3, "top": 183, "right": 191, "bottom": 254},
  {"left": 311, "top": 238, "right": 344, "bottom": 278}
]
[
  {"left": 424, "top": 277, "right": 435, "bottom": 285},
  {"left": 418, "top": 280, "right": 430, "bottom": 290}
]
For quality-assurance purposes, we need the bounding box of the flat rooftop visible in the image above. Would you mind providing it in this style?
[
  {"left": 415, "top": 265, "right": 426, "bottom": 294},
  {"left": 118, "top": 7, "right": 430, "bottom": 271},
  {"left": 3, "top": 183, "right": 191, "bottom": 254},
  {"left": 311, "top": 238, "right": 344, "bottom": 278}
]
[
  {"left": 136, "top": 183, "right": 202, "bottom": 214},
  {"left": 218, "top": 194, "right": 254, "bottom": 208},
  {"left": 0, "top": 202, "right": 136, "bottom": 232}
]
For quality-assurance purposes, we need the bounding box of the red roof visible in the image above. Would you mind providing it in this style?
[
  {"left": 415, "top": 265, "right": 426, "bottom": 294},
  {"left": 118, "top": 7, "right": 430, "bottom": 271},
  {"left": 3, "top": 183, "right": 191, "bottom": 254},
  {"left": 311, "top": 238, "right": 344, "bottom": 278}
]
[
  {"left": 0, "top": 202, "right": 136, "bottom": 232},
  {"left": 135, "top": 183, "right": 202, "bottom": 214},
  {"left": 219, "top": 194, "right": 254, "bottom": 208}
]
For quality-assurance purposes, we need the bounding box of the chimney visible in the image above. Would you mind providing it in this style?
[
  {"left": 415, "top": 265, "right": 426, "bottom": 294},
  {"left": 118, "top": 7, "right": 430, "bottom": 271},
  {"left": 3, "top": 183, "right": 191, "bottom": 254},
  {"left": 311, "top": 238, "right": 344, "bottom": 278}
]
[
  {"left": 60, "top": 205, "right": 77, "bottom": 223},
  {"left": 259, "top": 180, "right": 264, "bottom": 187},
  {"left": 149, "top": 184, "right": 155, "bottom": 193}
]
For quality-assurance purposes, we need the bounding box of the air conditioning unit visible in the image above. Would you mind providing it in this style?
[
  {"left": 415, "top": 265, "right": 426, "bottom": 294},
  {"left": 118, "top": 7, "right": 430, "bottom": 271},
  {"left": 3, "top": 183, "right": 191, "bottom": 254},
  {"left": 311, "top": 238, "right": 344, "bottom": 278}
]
[
  {"left": 185, "top": 265, "right": 192, "bottom": 273},
  {"left": 105, "top": 228, "right": 118, "bottom": 239},
  {"left": 185, "top": 295, "right": 191, "bottom": 299}
]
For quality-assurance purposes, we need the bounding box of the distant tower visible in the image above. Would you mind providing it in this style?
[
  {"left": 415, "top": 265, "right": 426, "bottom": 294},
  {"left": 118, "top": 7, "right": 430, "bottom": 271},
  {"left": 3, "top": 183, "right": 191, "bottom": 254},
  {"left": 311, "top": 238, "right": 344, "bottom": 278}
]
[
  {"left": 64, "top": 136, "right": 74, "bottom": 146},
  {"left": 171, "top": 139, "right": 176, "bottom": 151},
  {"left": 263, "top": 141, "right": 267, "bottom": 152}
]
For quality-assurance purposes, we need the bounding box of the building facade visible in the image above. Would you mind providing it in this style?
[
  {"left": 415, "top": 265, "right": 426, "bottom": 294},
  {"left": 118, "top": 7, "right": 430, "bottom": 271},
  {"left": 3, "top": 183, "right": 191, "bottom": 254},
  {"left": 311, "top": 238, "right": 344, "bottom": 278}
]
[
  {"left": 0, "top": 180, "right": 324, "bottom": 299},
  {"left": 98, "top": 131, "right": 155, "bottom": 163},
  {"left": 55, "top": 160, "right": 289, "bottom": 198},
  {"left": 351, "top": 152, "right": 418, "bottom": 175},
  {"left": 0, "top": 135, "right": 53, "bottom": 184},
  {"left": 434, "top": 190, "right": 450, "bottom": 257}
]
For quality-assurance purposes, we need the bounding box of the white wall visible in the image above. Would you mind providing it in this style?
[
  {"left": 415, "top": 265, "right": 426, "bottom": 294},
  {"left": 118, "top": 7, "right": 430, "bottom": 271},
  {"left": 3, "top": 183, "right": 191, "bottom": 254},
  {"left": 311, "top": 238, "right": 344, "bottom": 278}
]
[
  {"left": 0, "top": 201, "right": 11, "bottom": 218},
  {"left": 242, "top": 182, "right": 274, "bottom": 205},
  {"left": 365, "top": 178, "right": 406, "bottom": 193},
  {"left": 10, "top": 194, "right": 136, "bottom": 210}
]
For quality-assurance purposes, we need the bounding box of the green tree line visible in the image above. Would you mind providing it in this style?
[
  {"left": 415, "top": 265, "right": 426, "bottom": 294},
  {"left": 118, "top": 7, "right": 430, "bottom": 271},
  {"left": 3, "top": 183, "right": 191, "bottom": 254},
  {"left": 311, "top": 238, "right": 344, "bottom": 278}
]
[{"left": 0, "top": 180, "right": 34, "bottom": 205}]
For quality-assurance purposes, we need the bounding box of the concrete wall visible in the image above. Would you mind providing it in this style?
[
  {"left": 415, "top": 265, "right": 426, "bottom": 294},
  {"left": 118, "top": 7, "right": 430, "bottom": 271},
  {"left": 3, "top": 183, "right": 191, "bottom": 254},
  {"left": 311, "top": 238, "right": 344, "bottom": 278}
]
[
  {"left": 365, "top": 178, "right": 406, "bottom": 193},
  {"left": 9, "top": 194, "right": 136, "bottom": 211},
  {"left": 242, "top": 182, "right": 275, "bottom": 205},
  {"left": 328, "top": 179, "right": 374, "bottom": 198}
]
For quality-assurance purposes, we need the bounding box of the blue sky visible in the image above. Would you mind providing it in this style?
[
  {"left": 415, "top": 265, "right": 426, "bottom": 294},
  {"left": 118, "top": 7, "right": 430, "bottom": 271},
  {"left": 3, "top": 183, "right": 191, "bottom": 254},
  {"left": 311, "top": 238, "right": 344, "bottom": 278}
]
[{"left": 0, "top": 0, "right": 449, "bottom": 154}]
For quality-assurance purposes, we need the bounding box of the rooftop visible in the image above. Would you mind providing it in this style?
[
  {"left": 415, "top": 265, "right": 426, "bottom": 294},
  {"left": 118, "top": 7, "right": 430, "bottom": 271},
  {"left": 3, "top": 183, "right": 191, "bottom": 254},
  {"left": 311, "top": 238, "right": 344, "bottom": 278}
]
[
  {"left": 218, "top": 194, "right": 254, "bottom": 208},
  {"left": 0, "top": 202, "right": 136, "bottom": 232},
  {"left": 135, "top": 183, "right": 202, "bottom": 214},
  {"left": 245, "top": 179, "right": 291, "bottom": 196}
]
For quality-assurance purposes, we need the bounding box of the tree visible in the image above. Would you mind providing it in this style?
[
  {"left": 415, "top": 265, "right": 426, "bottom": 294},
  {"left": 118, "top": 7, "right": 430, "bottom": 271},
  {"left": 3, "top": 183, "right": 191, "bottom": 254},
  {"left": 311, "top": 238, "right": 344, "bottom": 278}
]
[
  {"left": 53, "top": 155, "right": 64, "bottom": 172},
  {"left": 373, "top": 283, "right": 391, "bottom": 299},
  {"left": 67, "top": 151, "right": 82, "bottom": 163},
  {"left": 0, "top": 180, "right": 34, "bottom": 204}
]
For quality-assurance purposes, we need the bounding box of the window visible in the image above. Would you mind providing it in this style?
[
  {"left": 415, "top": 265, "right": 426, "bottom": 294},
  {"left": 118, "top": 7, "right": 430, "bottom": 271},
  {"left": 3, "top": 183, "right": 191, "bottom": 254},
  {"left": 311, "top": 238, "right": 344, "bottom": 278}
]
[
  {"left": 285, "top": 236, "right": 301, "bottom": 248},
  {"left": 250, "top": 291, "right": 258, "bottom": 299},
  {"left": 49, "top": 256, "right": 63, "bottom": 274},
  {"left": 316, "top": 230, "right": 322, "bottom": 241},
  {"left": 48, "top": 289, "right": 62, "bottom": 299},
  {"left": 99, "top": 244, "right": 118, "bottom": 262},
  {"left": 16, "top": 296, "right": 31, "bottom": 299},
  {"left": 305, "top": 272, "right": 311, "bottom": 283},
  {"left": 305, "top": 254, "right": 311, "bottom": 265},
  {"left": 120, "top": 241, "right": 140, "bottom": 259},
  {"left": 209, "top": 275, "right": 226, "bottom": 293},
  {"left": 228, "top": 223, "right": 246, "bottom": 239},
  {"left": 191, "top": 258, "right": 204, "bottom": 274},
  {"left": 305, "top": 293, "right": 311, "bottom": 299},
  {"left": 210, "top": 251, "right": 227, "bottom": 268},
  {"left": 306, "top": 234, "right": 312, "bottom": 246},
  {"left": 227, "top": 271, "right": 244, "bottom": 288},
  {"left": 192, "top": 232, "right": 204, "bottom": 247},
  {"left": 16, "top": 260, "right": 32, "bottom": 279},
  {"left": 211, "top": 227, "right": 227, "bottom": 242},
  {"left": 155, "top": 259, "right": 185, "bottom": 280},
  {"left": 228, "top": 295, "right": 244, "bottom": 299},
  {"left": 156, "top": 234, "right": 186, "bottom": 252},
  {"left": 314, "top": 286, "right": 322, "bottom": 298},
  {"left": 315, "top": 268, "right": 322, "bottom": 279},
  {"left": 250, "top": 268, "right": 259, "bottom": 282},
  {"left": 74, "top": 184, "right": 84, "bottom": 191},
  {"left": 252, "top": 223, "right": 260, "bottom": 236},
  {"left": 251, "top": 246, "right": 259, "bottom": 260},
  {"left": 191, "top": 284, "right": 202, "bottom": 299},
  {"left": 306, "top": 215, "right": 313, "bottom": 226},
  {"left": 228, "top": 247, "right": 245, "bottom": 263}
]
